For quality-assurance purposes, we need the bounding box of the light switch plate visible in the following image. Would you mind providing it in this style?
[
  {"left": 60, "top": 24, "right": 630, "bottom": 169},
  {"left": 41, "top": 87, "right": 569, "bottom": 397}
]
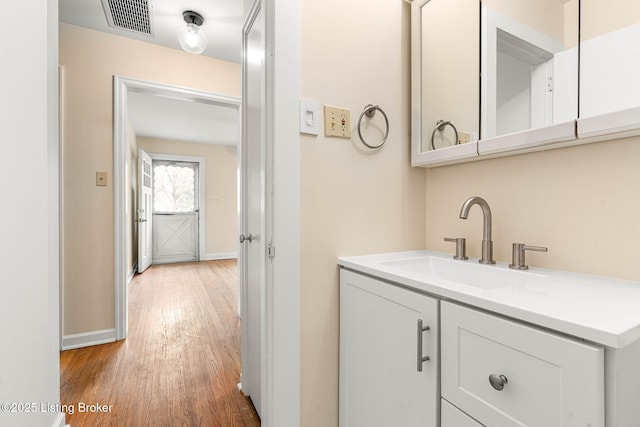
[
  {"left": 300, "top": 99, "right": 321, "bottom": 135},
  {"left": 96, "top": 171, "right": 108, "bottom": 186},
  {"left": 324, "top": 105, "right": 351, "bottom": 138}
]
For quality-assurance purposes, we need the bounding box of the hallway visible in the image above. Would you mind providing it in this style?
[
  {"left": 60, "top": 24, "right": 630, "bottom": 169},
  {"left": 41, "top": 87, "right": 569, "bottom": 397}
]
[{"left": 60, "top": 260, "right": 260, "bottom": 426}]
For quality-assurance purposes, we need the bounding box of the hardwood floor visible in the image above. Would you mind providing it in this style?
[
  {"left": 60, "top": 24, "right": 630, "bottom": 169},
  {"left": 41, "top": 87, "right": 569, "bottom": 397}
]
[{"left": 60, "top": 260, "right": 260, "bottom": 427}]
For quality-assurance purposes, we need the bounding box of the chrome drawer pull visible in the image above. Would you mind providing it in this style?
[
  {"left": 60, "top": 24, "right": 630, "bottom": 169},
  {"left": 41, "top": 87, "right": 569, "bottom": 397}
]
[
  {"left": 417, "top": 319, "right": 430, "bottom": 372},
  {"left": 489, "top": 374, "right": 508, "bottom": 391}
]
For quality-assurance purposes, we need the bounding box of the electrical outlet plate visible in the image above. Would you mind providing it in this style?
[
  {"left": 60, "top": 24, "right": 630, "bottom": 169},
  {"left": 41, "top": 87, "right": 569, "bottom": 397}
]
[
  {"left": 457, "top": 131, "right": 473, "bottom": 144},
  {"left": 324, "top": 105, "right": 351, "bottom": 138}
]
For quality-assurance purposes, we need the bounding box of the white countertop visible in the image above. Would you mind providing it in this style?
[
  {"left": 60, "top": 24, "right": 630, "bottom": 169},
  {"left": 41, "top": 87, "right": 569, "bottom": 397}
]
[{"left": 338, "top": 250, "right": 640, "bottom": 349}]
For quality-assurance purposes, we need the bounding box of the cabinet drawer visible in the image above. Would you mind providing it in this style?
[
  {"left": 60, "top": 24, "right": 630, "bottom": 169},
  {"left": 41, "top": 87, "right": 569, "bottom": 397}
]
[
  {"left": 441, "top": 399, "right": 482, "bottom": 427},
  {"left": 441, "top": 301, "right": 604, "bottom": 427}
]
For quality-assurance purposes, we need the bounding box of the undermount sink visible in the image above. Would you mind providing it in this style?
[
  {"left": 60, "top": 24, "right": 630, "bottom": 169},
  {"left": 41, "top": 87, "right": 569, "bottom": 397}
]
[
  {"left": 339, "top": 249, "right": 640, "bottom": 348},
  {"left": 381, "top": 255, "right": 546, "bottom": 290}
]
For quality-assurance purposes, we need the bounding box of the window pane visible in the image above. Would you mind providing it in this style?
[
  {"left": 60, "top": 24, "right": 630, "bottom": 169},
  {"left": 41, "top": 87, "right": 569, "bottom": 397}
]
[{"left": 153, "top": 164, "right": 195, "bottom": 212}]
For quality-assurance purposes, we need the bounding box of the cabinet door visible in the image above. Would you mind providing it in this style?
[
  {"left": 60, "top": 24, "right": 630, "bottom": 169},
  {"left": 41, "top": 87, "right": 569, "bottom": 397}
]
[
  {"left": 441, "top": 301, "right": 604, "bottom": 427},
  {"left": 339, "top": 269, "right": 439, "bottom": 427}
]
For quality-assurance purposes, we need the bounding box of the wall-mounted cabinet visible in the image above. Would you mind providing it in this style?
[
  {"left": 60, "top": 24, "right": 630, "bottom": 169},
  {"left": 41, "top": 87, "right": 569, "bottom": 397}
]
[
  {"left": 578, "top": 0, "right": 640, "bottom": 140},
  {"left": 411, "top": 0, "right": 640, "bottom": 168}
]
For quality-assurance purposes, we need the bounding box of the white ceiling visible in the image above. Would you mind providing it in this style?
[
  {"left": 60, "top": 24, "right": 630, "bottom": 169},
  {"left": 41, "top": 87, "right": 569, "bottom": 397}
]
[
  {"left": 59, "top": 0, "right": 243, "bottom": 63},
  {"left": 128, "top": 92, "right": 239, "bottom": 146},
  {"left": 59, "top": 0, "right": 243, "bottom": 146}
]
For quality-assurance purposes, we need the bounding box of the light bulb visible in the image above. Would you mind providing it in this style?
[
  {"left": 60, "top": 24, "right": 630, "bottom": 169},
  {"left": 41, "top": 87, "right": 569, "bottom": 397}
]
[{"left": 178, "top": 21, "right": 208, "bottom": 54}]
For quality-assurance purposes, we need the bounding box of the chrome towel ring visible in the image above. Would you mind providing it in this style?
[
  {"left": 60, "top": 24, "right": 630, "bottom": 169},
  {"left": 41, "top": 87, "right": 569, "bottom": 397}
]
[
  {"left": 357, "top": 104, "right": 389, "bottom": 149},
  {"left": 430, "top": 119, "right": 459, "bottom": 150}
]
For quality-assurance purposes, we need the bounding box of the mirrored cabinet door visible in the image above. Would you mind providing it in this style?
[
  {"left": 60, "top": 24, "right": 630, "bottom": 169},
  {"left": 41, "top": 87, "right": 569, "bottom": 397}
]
[
  {"left": 411, "top": 0, "right": 639, "bottom": 168},
  {"left": 579, "top": 0, "right": 640, "bottom": 139},
  {"left": 411, "top": 0, "right": 479, "bottom": 166},
  {"left": 480, "top": 0, "right": 579, "bottom": 139}
]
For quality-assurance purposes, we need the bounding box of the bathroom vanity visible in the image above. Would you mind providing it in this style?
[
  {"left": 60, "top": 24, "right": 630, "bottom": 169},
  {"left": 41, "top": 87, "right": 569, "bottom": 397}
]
[{"left": 338, "top": 251, "right": 640, "bottom": 426}]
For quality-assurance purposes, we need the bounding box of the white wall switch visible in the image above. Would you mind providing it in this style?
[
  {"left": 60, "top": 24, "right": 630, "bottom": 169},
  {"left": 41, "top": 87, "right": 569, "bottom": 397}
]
[
  {"left": 300, "top": 99, "right": 321, "bottom": 135},
  {"left": 324, "top": 105, "right": 351, "bottom": 138}
]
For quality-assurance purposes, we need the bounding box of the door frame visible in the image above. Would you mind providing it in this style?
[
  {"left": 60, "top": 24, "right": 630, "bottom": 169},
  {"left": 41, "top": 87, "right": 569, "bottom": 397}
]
[
  {"left": 148, "top": 153, "right": 206, "bottom": 264},
  {"left": 113, "top": 76, "right": 241, "bottom": 340}
]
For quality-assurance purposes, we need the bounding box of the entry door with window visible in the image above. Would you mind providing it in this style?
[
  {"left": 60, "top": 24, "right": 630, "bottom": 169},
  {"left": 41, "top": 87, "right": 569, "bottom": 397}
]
[
  {"left": 138, "top": 149, "right": 153, "bottom": 273},
  {"left": 152, "top": 160, "right": 199, "bottom": 264}
]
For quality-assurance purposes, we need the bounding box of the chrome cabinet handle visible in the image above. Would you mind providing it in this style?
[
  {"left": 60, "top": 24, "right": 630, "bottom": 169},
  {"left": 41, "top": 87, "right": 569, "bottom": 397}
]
[
  {"left": 417, "top": 319, "right": 430, "bottom": 372},
  {"left": 489, "top": 374, "right": 508, "bottom": 391},
  {"left": 239, "top": 234, "right": 253, "bottom": 243}
]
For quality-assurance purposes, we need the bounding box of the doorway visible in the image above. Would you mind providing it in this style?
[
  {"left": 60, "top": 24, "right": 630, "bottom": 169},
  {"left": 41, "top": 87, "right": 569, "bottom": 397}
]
[
  {"left": 113, "top": 77, "right": 242, "bottom": 340},
  {"left": 55, "top": 0, "right": 300, "bottom": 424}
]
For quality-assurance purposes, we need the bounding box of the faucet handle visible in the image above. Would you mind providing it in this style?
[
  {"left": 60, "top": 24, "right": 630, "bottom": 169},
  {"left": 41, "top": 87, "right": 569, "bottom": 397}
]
[
  {"left": 444, "top": 237, "right": 468, "bottom": 260},
  {"left": 509, "top": 243, "right": 548, "bottom": 270}
]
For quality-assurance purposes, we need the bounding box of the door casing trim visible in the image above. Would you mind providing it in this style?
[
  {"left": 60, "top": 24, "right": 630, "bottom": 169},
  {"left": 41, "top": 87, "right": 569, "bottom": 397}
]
[{"left": 113, "top": 76, "right": 241, "bottom": 340}]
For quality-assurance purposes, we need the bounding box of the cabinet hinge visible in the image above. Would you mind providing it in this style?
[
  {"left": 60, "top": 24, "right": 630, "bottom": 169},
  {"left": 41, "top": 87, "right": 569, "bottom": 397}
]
[
  {"left": 547, "top": 76, "right": 554, "bottom": 93},
  {"left": 267, "top": 243, "right": 275, "bottom": 260}
]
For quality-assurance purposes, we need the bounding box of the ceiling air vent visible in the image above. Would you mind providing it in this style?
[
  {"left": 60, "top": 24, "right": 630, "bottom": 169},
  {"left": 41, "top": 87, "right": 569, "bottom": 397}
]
[{"left": 101, "top": 0, "right": 154, "bottom": 37}]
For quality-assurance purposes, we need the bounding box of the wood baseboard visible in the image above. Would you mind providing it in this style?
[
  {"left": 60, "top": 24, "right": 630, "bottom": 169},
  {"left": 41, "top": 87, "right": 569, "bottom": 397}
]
[{"left": 61, "top": 329, "right": 116, "bottom": 351}]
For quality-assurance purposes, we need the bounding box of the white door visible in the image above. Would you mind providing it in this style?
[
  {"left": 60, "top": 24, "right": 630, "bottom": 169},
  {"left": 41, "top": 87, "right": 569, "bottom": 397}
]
[
  {"left": 151, "top": 160, "right": 199, "bottom": 264},
  {"left": 241, "top": 1, "right": 266, "bottom": 418},
  {"left": 137, "top": 149, "right": 153, "bottom": 273}
]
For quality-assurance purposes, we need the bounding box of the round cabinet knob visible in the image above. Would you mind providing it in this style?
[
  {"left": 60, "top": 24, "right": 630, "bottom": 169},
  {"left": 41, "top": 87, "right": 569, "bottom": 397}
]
[{"left": 489, "top": 374, "right": 508, "bottom": 391}]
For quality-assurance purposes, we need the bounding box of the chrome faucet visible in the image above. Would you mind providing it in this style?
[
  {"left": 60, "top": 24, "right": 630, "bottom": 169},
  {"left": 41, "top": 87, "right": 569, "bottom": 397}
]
[{"left": 459, "top": 196, "right": 495, "bottom": 264}]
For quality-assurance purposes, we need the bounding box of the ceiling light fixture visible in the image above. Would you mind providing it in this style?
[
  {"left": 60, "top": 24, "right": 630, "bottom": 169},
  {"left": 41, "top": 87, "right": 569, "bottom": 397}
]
[{"left": 177, "top": 10, "right": 208, "bottom": 54}]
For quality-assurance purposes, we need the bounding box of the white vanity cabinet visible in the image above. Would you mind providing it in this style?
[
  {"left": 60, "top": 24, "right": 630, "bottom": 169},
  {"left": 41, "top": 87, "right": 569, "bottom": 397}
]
[
  {"left": 339, "top": 269, "right": 439, "bottom": 427},
  {"left": 440, "top": 301, "right": 604, "bottom": 427},
  {"left": 339, "top": 250, "right": 640, "bottom": 427}
]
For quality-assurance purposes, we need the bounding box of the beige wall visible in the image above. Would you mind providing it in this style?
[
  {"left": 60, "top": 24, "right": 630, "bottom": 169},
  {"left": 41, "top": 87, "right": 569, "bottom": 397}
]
[
  {"left": 301, "top": 1, "right": 640, "bottom": 425},
  {"left": 581, "top": 0, "right": 640, "bottom": 40},
  {"left": 485, "top": 0, "right": 579, "bottom": 48},
  {"left": 137, "top": 137, "right": 238, "bottom": 257},
  {"left": 485, "top": 0, "right": 565, "bottom": 42},
  {"left": 564, "top": 0, "right": 579, "bottom": 48},
  {"left": 300, "top": 0, "right": 426, "bottom": 425},
  {"left": 426, "top": 137, "right": 640, "bottom": 281},
  {"left": 59, "top": 23, "right": 240, "bottom": 335}
]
